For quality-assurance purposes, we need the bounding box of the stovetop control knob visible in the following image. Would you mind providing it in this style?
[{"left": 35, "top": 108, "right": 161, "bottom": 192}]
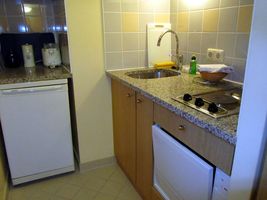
[
  {"left": 208, "top": 103, "right": 219, "bottom": 113},
  {"left": 195, "top": 98, "right": 204, "bottom": 107},
  {"left": 183, "top": 93, "right": 192, "bottom": 102}
]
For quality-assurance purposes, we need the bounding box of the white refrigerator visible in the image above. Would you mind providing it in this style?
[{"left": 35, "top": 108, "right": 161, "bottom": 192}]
[{"left": 0, "top": 79, "right": 75, "bottom": 185}]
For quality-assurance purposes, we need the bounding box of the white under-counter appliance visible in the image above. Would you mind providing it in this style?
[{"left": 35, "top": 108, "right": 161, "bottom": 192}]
[
  {"left": 0, "top": 79, "right": 75, "bottom": 185},
  {"left": 152, "top": 125, "right": 230, "bottom": 200}
]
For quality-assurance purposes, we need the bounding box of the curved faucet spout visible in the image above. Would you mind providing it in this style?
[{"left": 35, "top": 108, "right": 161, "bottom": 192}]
[{"left": 157, "top": 29, "right": 182, "bottom": 70}]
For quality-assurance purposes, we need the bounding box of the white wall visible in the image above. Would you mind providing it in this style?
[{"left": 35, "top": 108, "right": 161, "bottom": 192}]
[
  {"left": 229, "top": 0, "right": 267, "bottom": 199},
  {"left": 65, "top": 0, "right": 114, "bottom": 165}
]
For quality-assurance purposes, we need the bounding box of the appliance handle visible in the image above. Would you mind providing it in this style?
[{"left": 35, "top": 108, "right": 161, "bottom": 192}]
[{"left": 1, "top": 85, "right": 65, "bottom": 95}]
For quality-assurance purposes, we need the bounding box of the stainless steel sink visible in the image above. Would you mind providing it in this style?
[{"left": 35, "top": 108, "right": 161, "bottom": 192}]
[{"left": 126, "top": 69, "right": 180, "bottom": 79}]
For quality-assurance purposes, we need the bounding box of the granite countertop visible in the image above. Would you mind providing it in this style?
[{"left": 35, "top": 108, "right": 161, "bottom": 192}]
[
  {"left": 0, "top": 65, "right": 72, "bottom": 85},
  {"left": 107, "top": 68, "right": 242, "bottom": 145}
]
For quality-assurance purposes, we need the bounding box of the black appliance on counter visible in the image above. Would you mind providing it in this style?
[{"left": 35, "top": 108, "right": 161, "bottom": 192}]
[{"left": 0, "top": 33, "right": 55, "bottom": 68}]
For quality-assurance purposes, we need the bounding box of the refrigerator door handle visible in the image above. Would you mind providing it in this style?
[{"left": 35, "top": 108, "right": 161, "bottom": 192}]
[{"left": 1, "top": 85, "right": 66, "bottom": 95}]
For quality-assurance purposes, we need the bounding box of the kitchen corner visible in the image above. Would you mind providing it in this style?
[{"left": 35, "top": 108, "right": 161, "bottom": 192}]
[{"left": 0, "top": 0, "right": 267, "bottom": 200}]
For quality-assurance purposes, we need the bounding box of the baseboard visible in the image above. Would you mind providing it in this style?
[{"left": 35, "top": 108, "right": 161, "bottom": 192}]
[
  {"left": 3, "top": 176, "right": 8, "bottom": 200},
  {"left": 1, "top": 173, "right": 8, "bottom": 200},
  {"left": 79, "top": 156, "right": 116, "bottom": 172}
]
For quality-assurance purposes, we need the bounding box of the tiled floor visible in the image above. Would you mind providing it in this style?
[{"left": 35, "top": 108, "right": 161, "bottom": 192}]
[{"left": 8, "top": 164, "right": 142, "bottom": 200}]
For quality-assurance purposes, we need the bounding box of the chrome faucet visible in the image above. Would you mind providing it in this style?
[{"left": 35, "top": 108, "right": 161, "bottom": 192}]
[{"left": 157, "top": 29, "right": 183, "bottom": 70}]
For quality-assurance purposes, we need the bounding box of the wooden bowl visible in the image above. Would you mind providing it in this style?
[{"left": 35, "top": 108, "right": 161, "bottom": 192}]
[{"left": 200, "top": 72, "right": 228, "bottom": 82}]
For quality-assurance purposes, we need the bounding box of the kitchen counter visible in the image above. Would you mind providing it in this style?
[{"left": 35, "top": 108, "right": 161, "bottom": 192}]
[
  {"left": 107, "top": 68, "right": 242, "bottom": 145},
  {"left": 0, "top": 65, "right": 71, "bottom": 85}
]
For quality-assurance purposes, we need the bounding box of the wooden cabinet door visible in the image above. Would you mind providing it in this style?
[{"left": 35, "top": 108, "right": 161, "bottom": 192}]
[
  {"left": 111, "top": 80, "right": 136, "bottom": 184},
  {"left": 136, "top": 93, "right": 154, "bottom": 200}
]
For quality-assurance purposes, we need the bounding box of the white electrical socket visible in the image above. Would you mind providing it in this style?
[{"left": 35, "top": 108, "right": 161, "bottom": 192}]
[{"left": 207, "top": 48, "right": 225, "bottom": 63}]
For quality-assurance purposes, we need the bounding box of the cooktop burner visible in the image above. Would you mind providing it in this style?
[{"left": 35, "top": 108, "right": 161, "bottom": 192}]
[{"left": 172, "top": 88, "right": 242, "bottom": 118}]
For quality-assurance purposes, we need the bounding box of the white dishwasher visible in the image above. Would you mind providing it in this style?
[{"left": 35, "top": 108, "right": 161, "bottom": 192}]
[
  {"left": 0, "top": 79, "right": 75, "bottom": 185},
  {"left": 152, "top": 125, "right": 214, "bottom": 200}
]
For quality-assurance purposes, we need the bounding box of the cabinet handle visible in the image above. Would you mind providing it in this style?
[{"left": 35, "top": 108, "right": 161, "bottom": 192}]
[
  {"left": 178, "top": 125, "right": 185, "bottom": 131},
  {"left": 137, "top": 99, "right": 142, "bottom": 103},
  {"left": 126, "top": 93, "right": 132, "bottom": 97}
]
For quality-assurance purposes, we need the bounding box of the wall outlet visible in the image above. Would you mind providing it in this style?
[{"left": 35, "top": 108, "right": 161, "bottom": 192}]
[{"left": 207, "top": 48, "right": 225, "bottom": 63}]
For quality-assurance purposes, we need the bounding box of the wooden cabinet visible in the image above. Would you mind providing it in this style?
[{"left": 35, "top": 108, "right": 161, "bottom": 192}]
[
  {"left": 111, "top": 80, "right": 136, "bottom": 184},
  {"left": 111, "top": 80, "right": 154, "bottom": 199},
  {"left": 136, "top": 93, "right": 153, "bottom": 200},
  {"left": 111, "top": 79, "right": 235, "bottom": 200}
]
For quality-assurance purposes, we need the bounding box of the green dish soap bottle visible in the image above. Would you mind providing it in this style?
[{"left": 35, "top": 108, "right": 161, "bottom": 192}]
[{"left": 189, "top": 56, "right": 197, "bottom": 75}]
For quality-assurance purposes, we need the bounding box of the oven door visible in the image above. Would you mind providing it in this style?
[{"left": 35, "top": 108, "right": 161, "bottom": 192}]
[{"left": 152, "top": 125, "right": 214, "bottom": 200}]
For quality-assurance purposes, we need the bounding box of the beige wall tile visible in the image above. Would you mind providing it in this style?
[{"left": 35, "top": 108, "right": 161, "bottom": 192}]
[
  {"left": 203, "top": 9, "right": 219, "bottom": 32},
  {"left": 235, "top": 34, "right": 249, "bottom": 58},
  {"left": 123, "top": 33, "right": 139, "bottom": 51},
  {"left": 203, "top": 0, "right": 220, "bottom": 9},
  {"left": 105, "top": 33, "right": 122, "bottom": 52},
  {"left": 0, "top": 1, "right": 5, "bottom": 16},
  {"left": 177, "top": 12, "right": 189, "bottom": 32},
  {"left": 217, "top": 33, "right": 236, "bottom": 57},
  {"left": 237, "top": 6, "right": 253, "bottom": 32},
  {"left": 103, "top": 0, "right": 121, "bottom": 12},
  {"left": 220, "top": 0, "right": 239, "bottom": 8},
  {"left": 122, "top": 13, "right": 138, "bottom": 32},
  {"left": 123, "top": 51, "right": 139, "bottom": 68},
  {"left": 25, "top": 16, "right": 43, "bottom": 32},
  {"left": 138, "top": 33, "right": 146, "bottom": 50},
  {"left": 189, "top": 11, "right": 203, "bottom": 32},
  {"left": 5, "top": 0, "right": 23, "bottom": 15},
  {"left": 178, "top": 32, "right": 188, "bottom": 51},
  {"left": 178, "top": 0, "right": 189, "bottom": 11},
  {"left": 188, "top": 3, "right": 203, "bottom": 11},
  {"left": 240, "top": 0, "right": 254, "bottom": 5},
  {"left": 106, "top": 52, "right": 123, "bottom": 69},
  {"left": 138, "top": 50, "right": 147, "bottom": 67},
  {"left": 154, "top": 0, "right": 170, "bottom": 13},
  {"left": 139, "top": 14, "right": 154, "bottom": 32},
  {"left": 229, "top": 58, "right": 246, "bottom": 82},
  {"left": 171, "top": 0, "right": 178, "bottom": 13},
  {"left": 139, "top": 0, "right": 154, "bottom": 13},
  {"left": 155, "top": 14, "right": 170, "bottom": 23},
  {"left": 201, "top": 33, "right": 217, "bottom": 53},
  {"left": 24, "top": 4, "right": 41, "bottom": 16},
  {"left": 188, "top": 33, "right": 201, "bottom": 53},
  {"left": 218, "top": 8, "right": 238, "bottom": 32},
  {"left": 104, "top": 13, "right": 122, "bottom": 32},
  {"left": 170, "top": 13, "right": 177, "bottom": 31},
  {"left": 0, "top": 16, "right": 8, "bottom": 33},
  {"left": 122, "top": 0, "right": 138, "bottom": 12}
]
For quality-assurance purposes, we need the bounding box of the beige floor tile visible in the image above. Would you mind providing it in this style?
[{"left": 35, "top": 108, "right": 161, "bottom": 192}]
[
  {"left": 8, "top": 190, "right": 29, "bottom": 200},
  {"left": 94, "top": 192, "right": 116, "bottom": 200},
  {"left": 117, "top": 184, "right": 142, "bottom": 200},
  {"left": 99, "top": 180, "right": 124, "bottom": 196},
  {"left": 49, "top": 196, "right": 68, "bottom": 200},
  {"left": 7, "top": 164, "right": 142, "bottom": 200},
  {"left": 55, "top": 184, "right": 80, "bottom": 199},
  {"left": 72, "top": 188, "right": 97, "bottom": 200},
  {"left": 85, "top": 165, "right": 118, "bottom": 180},
  {"left": 108, "top": 168, "right": 129, "bottom": 184},
  {"left": 60, "top": 173, "right": 89, "bottom": 187},
  {"left": 82, "top": 176, "right": 107, "bottom": 191},
  {"left": 38, "top": 180, "right": 65, "bottom": 195}
]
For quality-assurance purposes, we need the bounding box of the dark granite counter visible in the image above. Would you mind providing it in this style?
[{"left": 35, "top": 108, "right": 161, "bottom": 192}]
[
  {"left": 0, "top": 65, "right": 71, "bottom": 85},
  {"left": 107, "top": 68, "right": 242, "bottom": 145}
]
